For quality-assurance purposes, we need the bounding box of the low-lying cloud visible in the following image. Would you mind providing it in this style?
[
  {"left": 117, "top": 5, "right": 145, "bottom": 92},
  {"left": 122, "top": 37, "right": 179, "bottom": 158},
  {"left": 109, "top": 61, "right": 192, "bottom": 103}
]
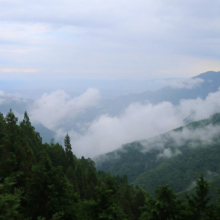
[
  {"left": 71, "top": 89, "right": 220, "bottom": 158},
  {"left": 0, "top": 90, "right": 27, "bottom": 104},
  {"left": 157, "top": 148, "right": 182, "bottom": 159},
  {"left": 157, "top": 78, "right": 204, "bottom": 89},
  {"left": 23, "top": 88, "right": 220, "bottom": 158},
  {"left": 28, "top": 88, "right": 100, "bottom": 130},
  {"left": 141, "top": 123, "right": 220, "bottom": 159}
]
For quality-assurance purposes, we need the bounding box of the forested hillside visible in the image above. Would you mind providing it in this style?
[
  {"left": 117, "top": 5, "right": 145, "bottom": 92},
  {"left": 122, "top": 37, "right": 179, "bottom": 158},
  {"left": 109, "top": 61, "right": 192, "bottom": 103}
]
[
  {"left": 96, "top": 112, "right": 220, "bottom": 197},
  {"left": 0, "top": 110, "right": 147, "bottom": 219},
  {"left": 2, "top": 109, "right": 220, "bottom": 219}
]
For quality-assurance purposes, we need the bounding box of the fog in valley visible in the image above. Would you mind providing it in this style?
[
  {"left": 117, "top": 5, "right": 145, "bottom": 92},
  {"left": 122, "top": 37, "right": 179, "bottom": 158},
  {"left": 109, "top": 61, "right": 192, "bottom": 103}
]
[{"left": 1, "top": 74, "right": 220, "bottom": 158}]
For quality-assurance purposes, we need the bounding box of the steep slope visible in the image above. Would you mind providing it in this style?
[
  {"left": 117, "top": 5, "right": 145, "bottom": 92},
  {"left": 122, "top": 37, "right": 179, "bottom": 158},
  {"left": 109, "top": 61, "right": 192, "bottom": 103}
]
[{"left": 96, "top": 112, "right": 220, "bottom": 195}]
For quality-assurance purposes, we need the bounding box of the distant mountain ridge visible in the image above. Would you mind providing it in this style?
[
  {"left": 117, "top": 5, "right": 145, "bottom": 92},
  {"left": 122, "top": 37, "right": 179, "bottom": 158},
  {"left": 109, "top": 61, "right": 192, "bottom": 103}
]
[
  {"left": 0, "top": 71, "right": 220, "bottom": 147},
  {"left": 101, "top": 71, "right": 220, "bottom": 116}
]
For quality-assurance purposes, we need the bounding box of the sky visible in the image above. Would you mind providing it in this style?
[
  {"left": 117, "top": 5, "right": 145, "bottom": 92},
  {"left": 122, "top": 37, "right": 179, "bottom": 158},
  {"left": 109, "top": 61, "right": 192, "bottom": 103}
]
[{"left": 0, "top": 0, "right": 220, "bottom": 82}]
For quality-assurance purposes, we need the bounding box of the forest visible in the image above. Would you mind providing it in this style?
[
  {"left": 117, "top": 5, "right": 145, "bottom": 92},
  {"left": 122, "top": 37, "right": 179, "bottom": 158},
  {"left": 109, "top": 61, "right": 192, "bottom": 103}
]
[{"left": 1, "top": 110, "right": 220, "bottom": 219}]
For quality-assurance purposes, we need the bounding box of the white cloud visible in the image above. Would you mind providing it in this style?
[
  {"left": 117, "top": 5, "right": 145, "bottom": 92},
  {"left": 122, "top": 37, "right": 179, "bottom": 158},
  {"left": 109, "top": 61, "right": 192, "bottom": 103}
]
[
  {"left": 140, "top": 121, "right": 220, "bottom": 158},
  {"left": 2, "top": 86, "right": 220, "bottom": 158},
  {"left": 168, "top": 124, "right": 220, "bottom": 149},
  {"left": 67, "top": 101, "right": 182, "bottom": 157},
  {"left": 66, "top": 89, "right": 220, "bottom": 158},
  {"left": 177, "top": 89, "right": 220, "bottom": 121},
  {"left": 157, "top": 148, "right": 181, "bottom": 159},
  {"left": 0, "top": 90, "right": 27, "bottom": 104},
  {"left": 28, "top": 88, "right": 100, "bottom": 130},
  {"left": 157, "top": 78, "right": 204, "bottom": 89}
]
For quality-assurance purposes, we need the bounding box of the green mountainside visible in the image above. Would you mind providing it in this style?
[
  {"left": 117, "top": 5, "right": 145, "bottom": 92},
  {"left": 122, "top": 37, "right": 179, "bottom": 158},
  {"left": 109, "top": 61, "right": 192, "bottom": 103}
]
[{"left": 96, "top": 112, "right": 220, "bottom": 197}]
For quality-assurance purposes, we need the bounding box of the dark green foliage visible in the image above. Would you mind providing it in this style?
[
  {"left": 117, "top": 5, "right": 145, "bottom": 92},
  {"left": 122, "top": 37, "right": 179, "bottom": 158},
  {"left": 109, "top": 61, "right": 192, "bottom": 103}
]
[
  {"left": 140, "top": 184, "right": 186, "bottom": 220},
  {"left": 185, "top": 175, "right": 214, "bottom": 219},
  {"left": 132, "top": 188, "right": 146, "bottom": 220},
  {"left": 75, "top": 161, "right": 87, "bottom": 198},
  {"left": 0, "top": 176, "right": 23, "bottom": 220},
  {"left": 26, "top": 153, "right": 77, "bottom": 219},
  {"left": 95, "top": 176, "right": 127, "bottom": 220},
  {"left": 64, "top": 134, "right": 76, "bottom": 170},
  {"left": 46, "top": 140, "right": 66, "bottom": 169},
  {"left": 2, "top": 110, "right": 220, "bottom": 219}
]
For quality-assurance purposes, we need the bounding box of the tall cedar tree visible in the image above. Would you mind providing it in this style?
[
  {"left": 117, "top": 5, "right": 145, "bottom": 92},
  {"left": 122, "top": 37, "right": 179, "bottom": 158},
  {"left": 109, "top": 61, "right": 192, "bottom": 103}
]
[{"left": 64, "top": 134, "right": 75, "bottom": 170}]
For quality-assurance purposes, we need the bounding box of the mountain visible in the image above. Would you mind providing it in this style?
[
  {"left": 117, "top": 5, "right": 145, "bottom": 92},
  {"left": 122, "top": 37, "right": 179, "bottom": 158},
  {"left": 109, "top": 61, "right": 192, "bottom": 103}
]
[
  {"left": 95, "top": 112, "right": 220, "bottom": 197},
  {"left": 0, "top": 92, "right": 33, "bottom": 115},
  {"left": 101, "top": 71, "right": 220, "bottom": 116},
  {"left": 33, "top": 122, "right": 56, "bottom": 143},
  {"left": 49, "top": 71, "right": 220, "bottom": 136}
]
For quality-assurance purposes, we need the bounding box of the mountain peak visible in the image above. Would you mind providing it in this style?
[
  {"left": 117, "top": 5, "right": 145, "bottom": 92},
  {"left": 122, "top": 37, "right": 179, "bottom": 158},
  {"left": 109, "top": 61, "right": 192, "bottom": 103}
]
[{"left": 193, "top": 71, "right": 220, "bottom": 79}]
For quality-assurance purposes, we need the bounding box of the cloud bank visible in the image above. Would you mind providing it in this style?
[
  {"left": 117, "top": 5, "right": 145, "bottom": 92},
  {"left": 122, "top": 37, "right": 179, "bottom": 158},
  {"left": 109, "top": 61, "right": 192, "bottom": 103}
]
[
  {"left": 141, "top": 123, "right": 220, "bottom": 159},
  {"left": 157, "top": 78, "right": 204, "bottom": 89},
  {"left": 26, "top": 87, "right": 220, "bottom": 158},
  {"left": 0, "top": 90, "right": 27, "bottom": 105},
  {"left": 28, "top": 88, "right": 100, "bottom": 130},
  {"left": 73, "top": 89, "right": 220, "bottom": 157}
]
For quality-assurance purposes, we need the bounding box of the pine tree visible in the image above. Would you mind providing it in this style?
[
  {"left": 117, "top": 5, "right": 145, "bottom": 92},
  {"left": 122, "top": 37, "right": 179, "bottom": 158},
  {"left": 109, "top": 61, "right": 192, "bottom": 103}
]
[
  {"left": 132, "top": 188, "right": 146, "bottom": 220},
  {"left": 186, "top": 175, "right": 213, "bottom": 219},
  {"left": 75, "top": 161, "right": 87, "bottom": 198},
  {"left": 120, "top": 184, "right": 134, "bottom": 219},
  {"left": 26, "top": 152, "right": 76, "bottom": 219},
  {"left": 5, "top": 109, "right": 18, "bottom": 144},
  {"left": 64, "top": 134, "right": 75, "bottom": 169},
  {"left": 47, "top": 141, "right": 66, "bottom": 169},
  {"left": 140, "top": 184, "right": 186, "bottom": 220},
  {"left": 96, "top": 176, "right": 127, "bottom": 220},
  {"left": 0, "top": 176, "right": 23, "bottom": 219},
  {"left": 66, "top": 166, "right": 78, "bottom": 193}
]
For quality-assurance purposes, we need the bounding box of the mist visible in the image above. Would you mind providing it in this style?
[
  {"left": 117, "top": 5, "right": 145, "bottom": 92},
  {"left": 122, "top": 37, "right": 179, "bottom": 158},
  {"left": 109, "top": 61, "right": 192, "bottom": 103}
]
[
  {"left": 28, "top": 88, "right": 101, "bottom": 130},
  {"left": 24, "top": 87, "right": 220, "bottom": 158},
  {"left": 157, "top": 78, "right": 204, "bottom": 89},
  {"left": 140, "top": 123, "right": 220, "bottom": 159}
]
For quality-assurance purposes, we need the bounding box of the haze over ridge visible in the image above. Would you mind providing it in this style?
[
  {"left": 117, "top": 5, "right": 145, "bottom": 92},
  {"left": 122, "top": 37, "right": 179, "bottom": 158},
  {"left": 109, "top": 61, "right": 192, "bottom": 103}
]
[{"left": 0, "top": 71, "right": 220, "bottom": 157}]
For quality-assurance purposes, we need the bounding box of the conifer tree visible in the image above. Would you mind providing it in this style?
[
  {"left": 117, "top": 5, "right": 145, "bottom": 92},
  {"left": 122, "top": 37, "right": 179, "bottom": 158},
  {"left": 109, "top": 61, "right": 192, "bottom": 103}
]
[
  {"left": 96, "top": 176, "right": 127, "bottom": 220},
  {"left": 66, "top": 166, "right": 78, "bottom": 193},
  {"left": 5, "top": 109, "right": 18, "bottom": 144},
  {"left": 20, "top": 111, "right": 43, "bottom": 163},
  {"left": 0, "top": 176, "right": 23, "bottom": 219},
  {"left": 26, "top": 152, "right": 76, "bottom": 219},
  {"left": 75, "top": 162, "right": 87, "bottom": 198},
  {"left": 132, "top": 188, "right": 146, "bottom": 220},
  {"left": 186, "top": 175, "right": 213, "bottom": 219},
  {"left": 64, "top": 134, "right": 75, "bottom": 169},
  {"left": 140, "top": 184, "right": 185, "bottom": 220},
  {"left": 120, "top": 184, "right": 134, "bottom": 219},
  {"left": 47, "top": 141, "right": 66, "bottom": 169}
]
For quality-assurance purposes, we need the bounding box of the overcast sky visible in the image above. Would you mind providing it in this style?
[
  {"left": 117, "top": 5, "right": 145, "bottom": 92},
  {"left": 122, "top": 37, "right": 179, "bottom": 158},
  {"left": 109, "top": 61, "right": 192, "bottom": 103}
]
[{"left": 0, "top": 0, "right": 220, "bottom": 81}]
